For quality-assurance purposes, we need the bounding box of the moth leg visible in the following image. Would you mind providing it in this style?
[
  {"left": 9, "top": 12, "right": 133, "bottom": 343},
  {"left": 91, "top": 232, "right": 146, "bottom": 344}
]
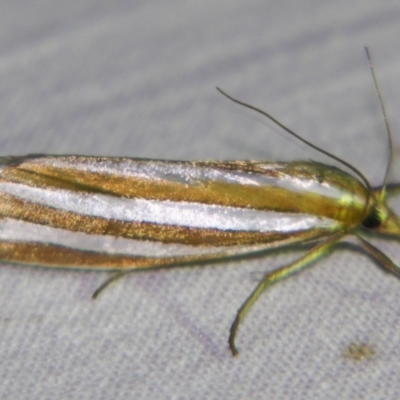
[
  {"left": 357, "top": 236, "right": 400, "bottom": 278},
  {"left": 91, "top": 244, "right": 303, "bottom": 299},
  {"left": 92, "top": 270, "right": 126, "bottom": 299},
  {"left": 229, "top": 232, "right": 344, "bottom": 356}
]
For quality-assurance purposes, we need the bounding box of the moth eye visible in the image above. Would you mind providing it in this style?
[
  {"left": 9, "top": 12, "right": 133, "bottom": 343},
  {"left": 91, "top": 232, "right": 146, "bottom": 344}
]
[{"left": 361, "top": 207, "right": 381, "bottom": 229}]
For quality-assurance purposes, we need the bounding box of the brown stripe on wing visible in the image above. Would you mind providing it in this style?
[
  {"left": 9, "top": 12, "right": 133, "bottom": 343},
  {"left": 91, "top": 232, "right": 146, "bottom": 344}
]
[
  {"left": 0, "top": 241, "right": 195, "bottom": 270},
  {"left": 0, "top": 193, "right": 332, "bottom": 246},
  {"left": 0, "top": 228, "right": 328, "bottom": 271}
]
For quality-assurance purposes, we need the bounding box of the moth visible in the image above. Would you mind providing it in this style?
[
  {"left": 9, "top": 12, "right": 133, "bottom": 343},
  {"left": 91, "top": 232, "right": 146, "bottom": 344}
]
[{"left": 0, "top": 48, "right": 399, "bottom": 355}]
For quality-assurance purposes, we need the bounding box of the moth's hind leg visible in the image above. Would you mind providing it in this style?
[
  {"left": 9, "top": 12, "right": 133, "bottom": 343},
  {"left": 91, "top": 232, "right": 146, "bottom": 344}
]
[{"left": 229, "top": 232, "right": 344, "bottom": 356}]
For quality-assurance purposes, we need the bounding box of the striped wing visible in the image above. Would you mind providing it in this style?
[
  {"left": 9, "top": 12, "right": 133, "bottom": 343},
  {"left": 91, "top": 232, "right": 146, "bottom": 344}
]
[{"left": 0, "top": 155, "right": 355, "bottom": 269}]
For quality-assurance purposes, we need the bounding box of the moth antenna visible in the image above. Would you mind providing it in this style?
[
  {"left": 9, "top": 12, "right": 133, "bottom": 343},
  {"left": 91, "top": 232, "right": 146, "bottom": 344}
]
[
  {"left": 216, "top": 87, "right": 372, "bottom": 195},
  {"left": 364, "top": 47, "right": 393, "bottom": 199}
]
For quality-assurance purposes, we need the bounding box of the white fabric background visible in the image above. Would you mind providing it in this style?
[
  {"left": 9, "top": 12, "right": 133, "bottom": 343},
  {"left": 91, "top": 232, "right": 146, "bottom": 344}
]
[{"left": 0, "top": 1, "right": 400, "bottom": 399}]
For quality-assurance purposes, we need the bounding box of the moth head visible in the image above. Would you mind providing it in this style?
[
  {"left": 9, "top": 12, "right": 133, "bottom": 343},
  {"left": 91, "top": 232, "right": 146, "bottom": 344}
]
[{"left": 362, "top": 188, "right": 400, "bottom": 237}]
